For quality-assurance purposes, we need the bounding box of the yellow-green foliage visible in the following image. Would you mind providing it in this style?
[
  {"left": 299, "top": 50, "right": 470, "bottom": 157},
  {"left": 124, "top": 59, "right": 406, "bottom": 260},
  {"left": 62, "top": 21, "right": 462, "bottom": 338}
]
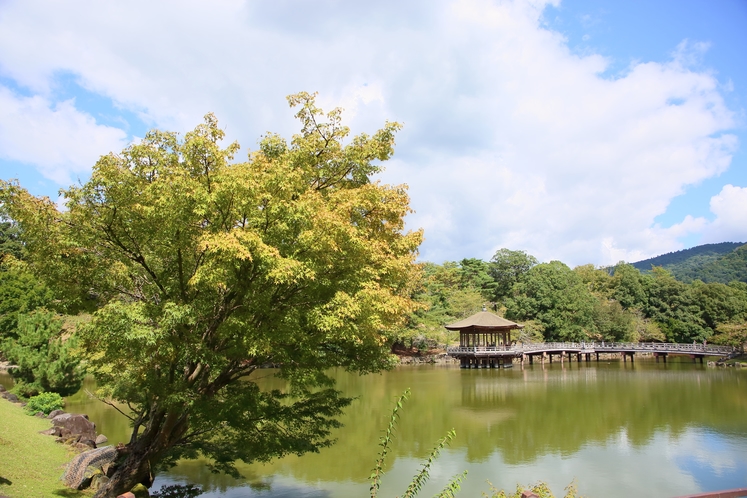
[
  {"left": 0, "top": 399, "right": 88, "bottom": 498},
  {"left": 0, "top": 92, "right": 424, "bottom": 493},
  {"left": 484, "top": 479, "right": 581, "bottom": 498}
]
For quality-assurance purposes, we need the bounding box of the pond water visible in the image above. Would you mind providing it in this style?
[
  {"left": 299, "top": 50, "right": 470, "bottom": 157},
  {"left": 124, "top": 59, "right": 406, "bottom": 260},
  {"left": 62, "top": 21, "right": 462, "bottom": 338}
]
[{"left": 2, "top": 359, "right": 746, "bottom": 497}]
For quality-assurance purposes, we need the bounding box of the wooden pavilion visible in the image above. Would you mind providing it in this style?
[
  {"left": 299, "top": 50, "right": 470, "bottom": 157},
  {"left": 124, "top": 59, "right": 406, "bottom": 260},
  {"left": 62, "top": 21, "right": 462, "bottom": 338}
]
[{"left": 445, "top": 309, "right": 523, "bottom": 368}]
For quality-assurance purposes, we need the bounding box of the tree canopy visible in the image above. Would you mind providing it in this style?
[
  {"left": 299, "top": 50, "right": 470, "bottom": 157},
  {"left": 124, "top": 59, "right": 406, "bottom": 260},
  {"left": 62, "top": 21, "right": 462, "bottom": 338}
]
[
  {"left": 0, "top": 92, "right": 422, "bottom": 497},
  {"left": 395, "top": 253, "right": 746, "bottom": 348}
]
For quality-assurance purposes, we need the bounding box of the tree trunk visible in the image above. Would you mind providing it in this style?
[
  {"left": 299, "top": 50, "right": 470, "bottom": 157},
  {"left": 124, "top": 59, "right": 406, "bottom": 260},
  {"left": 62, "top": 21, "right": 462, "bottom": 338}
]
[
  {"left": 93, "top": 447, "right": 152, "bottom": 498},
  {"left": 94, "top": 407, "right": 189, "bottom": 498}
]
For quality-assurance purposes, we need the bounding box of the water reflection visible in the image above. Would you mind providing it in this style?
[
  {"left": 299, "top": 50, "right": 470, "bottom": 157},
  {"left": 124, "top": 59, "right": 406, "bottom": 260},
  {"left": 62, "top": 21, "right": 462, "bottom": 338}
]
[
  {"left": 155, "top": 361, "right": 747, "bottom": 497},
  {"left": 4, "top": 360, "right": 747, "bottom": 497}
]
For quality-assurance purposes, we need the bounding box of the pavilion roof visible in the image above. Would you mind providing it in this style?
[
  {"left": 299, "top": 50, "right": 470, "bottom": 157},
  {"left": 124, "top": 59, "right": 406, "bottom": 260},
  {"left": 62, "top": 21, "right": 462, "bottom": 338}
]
[{"left": 444, "top": 311, "right": 523, "bottom": 331}]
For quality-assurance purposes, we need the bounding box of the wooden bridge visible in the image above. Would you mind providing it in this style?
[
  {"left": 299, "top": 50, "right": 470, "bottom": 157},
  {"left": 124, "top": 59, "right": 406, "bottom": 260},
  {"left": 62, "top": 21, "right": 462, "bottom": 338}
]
[{"left": 446, "top": 342, "right": 737, "bottom": 368}]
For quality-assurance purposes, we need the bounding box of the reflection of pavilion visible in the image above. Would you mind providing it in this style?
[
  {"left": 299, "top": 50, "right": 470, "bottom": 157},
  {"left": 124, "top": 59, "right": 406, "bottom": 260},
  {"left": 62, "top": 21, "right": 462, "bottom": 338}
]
[{"left": 445, "top": 309, "right": 523, "bottom": 368}]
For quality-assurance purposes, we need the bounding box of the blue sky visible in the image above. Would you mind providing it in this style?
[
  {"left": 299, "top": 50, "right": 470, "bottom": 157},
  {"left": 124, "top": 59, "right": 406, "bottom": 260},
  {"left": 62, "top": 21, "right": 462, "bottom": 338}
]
[
  {"left": 0, "top": 0, "right": 745, "bottom": 266},
  {"left": 545, "top": 0, "right": 747, "bottom": 238}
]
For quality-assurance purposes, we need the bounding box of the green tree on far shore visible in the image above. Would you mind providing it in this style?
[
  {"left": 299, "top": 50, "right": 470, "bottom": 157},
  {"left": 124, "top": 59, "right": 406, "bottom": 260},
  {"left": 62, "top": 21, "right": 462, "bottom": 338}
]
[{"left": 506, "top": 261, "right": 596, "bottom": 341}]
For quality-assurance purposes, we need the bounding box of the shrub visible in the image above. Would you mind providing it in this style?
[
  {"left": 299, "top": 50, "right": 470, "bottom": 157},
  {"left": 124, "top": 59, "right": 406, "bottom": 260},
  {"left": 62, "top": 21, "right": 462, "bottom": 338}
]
[
  {"left": 151, "top": 484, "right": 203, "bottom": 498},
  {"left": 3, "top": 309, "right": 83, "bottom": 396},
  {"left": 25, "top": 391, "right": 64, "bottom": 415}
]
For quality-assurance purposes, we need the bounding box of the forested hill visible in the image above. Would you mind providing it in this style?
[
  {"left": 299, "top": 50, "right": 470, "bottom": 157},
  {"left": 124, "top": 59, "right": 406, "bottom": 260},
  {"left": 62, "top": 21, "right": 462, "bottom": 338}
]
[{"left": 631, "top": 242, "right": 747, "bottom": 284}]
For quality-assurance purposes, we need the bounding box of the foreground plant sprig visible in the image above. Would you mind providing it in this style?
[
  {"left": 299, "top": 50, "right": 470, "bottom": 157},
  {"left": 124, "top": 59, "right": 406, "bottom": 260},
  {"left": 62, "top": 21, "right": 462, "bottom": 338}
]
[{"left": 370, "top": 389, "right": 466, "bottom": 498}]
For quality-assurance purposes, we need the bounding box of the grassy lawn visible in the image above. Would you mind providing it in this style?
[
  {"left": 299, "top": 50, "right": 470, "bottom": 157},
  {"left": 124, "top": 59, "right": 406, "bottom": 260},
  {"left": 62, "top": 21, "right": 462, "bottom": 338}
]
[{"left": 0, "top": 399, "right": 89, "bottom": 498}]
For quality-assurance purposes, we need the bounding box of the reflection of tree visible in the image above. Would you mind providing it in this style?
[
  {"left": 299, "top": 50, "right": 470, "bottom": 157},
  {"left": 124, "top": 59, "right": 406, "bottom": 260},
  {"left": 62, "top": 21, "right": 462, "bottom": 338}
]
[
  {"left": 455, "top": 366, "right": 747, "bottom": 465},
  {"left": 163, "top": 365, "right": 747, "bottom": 486}
]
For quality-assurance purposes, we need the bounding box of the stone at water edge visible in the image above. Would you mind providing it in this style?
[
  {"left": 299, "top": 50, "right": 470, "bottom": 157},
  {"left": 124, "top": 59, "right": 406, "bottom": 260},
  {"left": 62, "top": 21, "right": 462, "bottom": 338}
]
[
  {"left": 0, "top": 384, "right": 6, "bottom": 392},
  {"left": 115, "top": 485, "right": 151, "bottom": 498},
  {"left": 4, "top": 393, "right": 18, "bottom": 402},
  {"left": 51, "top": 413, "right": 97, "bottom": 441},
  {"left": 89, "top": 471, "right": 109, "bottom": 493},
  {"left": 79, "top": 438, "right": 97, "bottom": 449},
  {"left": 131, "top": 483, "right": 150, "bottom": 497},
  {"left": 47, "top": 409, "right": 66, "bottom": 419},
  {"left": 95, "top": 434, "right": 108, "bottom": 445}
]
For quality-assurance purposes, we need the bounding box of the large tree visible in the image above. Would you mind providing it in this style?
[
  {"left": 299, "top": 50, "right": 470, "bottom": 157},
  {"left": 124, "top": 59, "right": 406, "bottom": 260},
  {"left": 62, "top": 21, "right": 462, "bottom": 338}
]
[
  {"left": 488, "top": 248, "right": 538, "bottom": 302},
  {"left": 1, "top": 93, "right": 422, "bottom": 497},
  {"left": 505, "top": 261, "right": 596, "bottom": 341}
]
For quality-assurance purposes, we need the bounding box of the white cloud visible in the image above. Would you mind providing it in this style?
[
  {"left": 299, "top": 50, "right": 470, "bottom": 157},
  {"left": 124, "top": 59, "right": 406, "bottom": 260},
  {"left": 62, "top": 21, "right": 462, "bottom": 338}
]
[
  {"left": 0, "top": 0, "right": 740, "bottom": 265},
  {"left": 0, "top": 86, "right": 128, "bottom": 184},
  {"left": 702, "top": 185, "right": 747, "bottom": 243}
]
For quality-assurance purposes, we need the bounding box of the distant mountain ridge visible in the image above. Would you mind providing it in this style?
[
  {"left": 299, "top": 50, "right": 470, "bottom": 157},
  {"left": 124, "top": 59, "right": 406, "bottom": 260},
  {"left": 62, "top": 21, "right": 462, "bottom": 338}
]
[{"left": 631, "top": 242, "right": 747, "bottom": 284}]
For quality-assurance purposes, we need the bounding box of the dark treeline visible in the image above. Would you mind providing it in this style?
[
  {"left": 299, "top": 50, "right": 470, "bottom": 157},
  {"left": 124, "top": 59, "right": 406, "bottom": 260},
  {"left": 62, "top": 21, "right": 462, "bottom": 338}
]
[
  {"left": 631, "top": 242, "right": 747, "bottom": 284},
  {"left": 395, "top": 249, "right": 747, "bottom": 350}
]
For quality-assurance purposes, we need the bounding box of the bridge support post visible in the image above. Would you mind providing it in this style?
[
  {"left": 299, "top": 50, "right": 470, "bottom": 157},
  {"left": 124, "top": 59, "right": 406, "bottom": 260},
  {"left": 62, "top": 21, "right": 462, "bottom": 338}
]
[
  {"left": 577, "top": 353, "right": 582, "bottom": 363},
  {"left": 622, "top": 352, "right": 626, "bottom": 363},
  {"left": 654, "top": 352, "right": 667, "bottom": 363},
  {"left": 528, "top": 354, "right": 533, "bottom": 365},
  {"left": 585, "top": 353, "right": 591, "bottom": 362}
]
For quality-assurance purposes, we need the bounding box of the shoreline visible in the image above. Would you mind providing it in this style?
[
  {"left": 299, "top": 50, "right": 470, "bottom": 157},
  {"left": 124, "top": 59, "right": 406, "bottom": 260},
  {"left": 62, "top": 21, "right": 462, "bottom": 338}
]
[{"left": 395, "top": 351, "right": 746, "bottom": 366}]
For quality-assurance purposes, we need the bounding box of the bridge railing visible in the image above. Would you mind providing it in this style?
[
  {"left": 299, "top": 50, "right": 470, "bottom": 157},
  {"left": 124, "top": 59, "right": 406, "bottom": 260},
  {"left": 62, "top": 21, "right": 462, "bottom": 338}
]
[
  {"left": 445, "top": 342, "right": 735, "bottom": 356},
  {"left": 594, "top": 342, "right": 734, "bottom": 354}
]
